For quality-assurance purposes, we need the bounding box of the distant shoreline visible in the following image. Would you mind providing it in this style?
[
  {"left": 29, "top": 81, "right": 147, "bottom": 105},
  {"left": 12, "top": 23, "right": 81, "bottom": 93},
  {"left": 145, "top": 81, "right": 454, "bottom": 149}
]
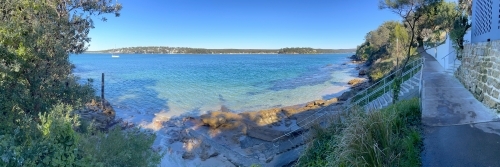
[
  {"left": 82, "top": 52, "right": 355, "bottom": 55},
  {"left": 86, "top": 46, "right": 356, "bottom": 55}
]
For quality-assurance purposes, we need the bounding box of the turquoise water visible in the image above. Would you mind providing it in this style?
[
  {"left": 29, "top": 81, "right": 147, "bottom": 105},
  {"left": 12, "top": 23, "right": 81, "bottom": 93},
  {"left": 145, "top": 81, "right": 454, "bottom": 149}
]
[{"left": 70, "top": 54, "right": 357, "bottom": 120}]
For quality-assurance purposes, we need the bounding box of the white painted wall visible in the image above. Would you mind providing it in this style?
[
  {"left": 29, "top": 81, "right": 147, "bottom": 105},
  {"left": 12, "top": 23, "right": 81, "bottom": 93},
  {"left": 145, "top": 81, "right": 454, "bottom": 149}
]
[
  {"left": 471, "top": 0, "right": 500, "bottom": 43},
  {"left": 426, "top": 30, "right": 471, "bottom": 70}
]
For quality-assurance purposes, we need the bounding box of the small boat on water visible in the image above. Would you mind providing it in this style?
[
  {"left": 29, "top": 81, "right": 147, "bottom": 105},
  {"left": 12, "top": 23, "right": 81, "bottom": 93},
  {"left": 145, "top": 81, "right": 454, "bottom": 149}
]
[{"left": 112, "top": 45, "right": 119, "bottom": 58}]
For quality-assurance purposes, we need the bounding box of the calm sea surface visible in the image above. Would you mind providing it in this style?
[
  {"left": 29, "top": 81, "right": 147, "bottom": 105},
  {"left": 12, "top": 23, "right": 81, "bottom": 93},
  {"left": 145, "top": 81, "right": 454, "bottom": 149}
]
[{"left": 70, "top": 54, "right": 357, "bottom": 120}]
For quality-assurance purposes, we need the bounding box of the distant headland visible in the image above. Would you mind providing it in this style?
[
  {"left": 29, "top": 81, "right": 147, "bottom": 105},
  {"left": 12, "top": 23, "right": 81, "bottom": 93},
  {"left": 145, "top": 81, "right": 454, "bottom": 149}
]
[{"left": 86, "top": 46, "right": 356, "bottom": 54}]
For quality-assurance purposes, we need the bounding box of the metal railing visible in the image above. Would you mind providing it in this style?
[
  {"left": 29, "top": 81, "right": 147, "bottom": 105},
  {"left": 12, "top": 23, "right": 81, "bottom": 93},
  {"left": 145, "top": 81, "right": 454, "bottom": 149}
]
[
  {"left": 441, "top": 50, "right": 457, "bottom": 71},
  {"left": 345, "top": 58, "right": 423, "bottom": 110},
  {"left": 271, "top": 57, "right": 424, "bottom": 144}
]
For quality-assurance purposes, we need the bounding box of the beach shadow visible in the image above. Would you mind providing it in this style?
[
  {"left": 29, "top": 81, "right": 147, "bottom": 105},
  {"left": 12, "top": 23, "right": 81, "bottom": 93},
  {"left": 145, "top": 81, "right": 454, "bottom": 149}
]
[{"left": 107, "top": 78, "right": 170, "bottom": 124}]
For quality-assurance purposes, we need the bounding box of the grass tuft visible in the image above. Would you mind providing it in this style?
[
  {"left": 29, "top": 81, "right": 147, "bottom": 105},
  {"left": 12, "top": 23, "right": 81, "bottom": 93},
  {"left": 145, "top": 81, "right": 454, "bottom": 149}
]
[{"left": 296, "top": 98, "right": 422, "bottom": 167}]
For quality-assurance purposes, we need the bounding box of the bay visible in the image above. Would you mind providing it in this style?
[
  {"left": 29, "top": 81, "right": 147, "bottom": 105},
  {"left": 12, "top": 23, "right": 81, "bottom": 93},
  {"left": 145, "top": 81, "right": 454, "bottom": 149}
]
[{"left": 70, "top": 53, "right": 358, "bottom": 121}]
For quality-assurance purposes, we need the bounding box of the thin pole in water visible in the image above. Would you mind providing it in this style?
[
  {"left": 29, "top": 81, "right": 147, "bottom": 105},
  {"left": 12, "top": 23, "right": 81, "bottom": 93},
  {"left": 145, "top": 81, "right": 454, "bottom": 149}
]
[{"left": 101, "top": 73, "right": 105, "bottom": 110}]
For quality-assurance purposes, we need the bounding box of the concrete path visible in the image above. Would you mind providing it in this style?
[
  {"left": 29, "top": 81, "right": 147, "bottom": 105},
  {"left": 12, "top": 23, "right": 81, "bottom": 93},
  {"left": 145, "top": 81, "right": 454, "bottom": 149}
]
[{"left": 421, "top": 51, "right": 500, "bottom": 166}]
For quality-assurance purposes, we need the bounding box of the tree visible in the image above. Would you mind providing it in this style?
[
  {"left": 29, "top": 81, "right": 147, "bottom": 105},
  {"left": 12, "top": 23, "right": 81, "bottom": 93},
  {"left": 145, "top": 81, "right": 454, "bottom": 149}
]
[
  {"left": 415, "top": 1, "right": 459, "bottom": 48},
  {"left": 0, "top": 0, "right": 121, "bottom": 117},
  {"left": 355, "top": 21, "right": 401, "bottom": 65},
  {"left": 379, "top": 0, "right": 441, "bottom": 103},
  {"left": 449, "top": 0, "right": 472, "bottom": 60},
  {"left": 449, "top": 15, "right": 471, "bottom": 60},
  {"left": 1, "top": 0, "right": 123, "bottom": 166},
  {"left": 458, "top": 0, "right": 472, "bottom": 16}
]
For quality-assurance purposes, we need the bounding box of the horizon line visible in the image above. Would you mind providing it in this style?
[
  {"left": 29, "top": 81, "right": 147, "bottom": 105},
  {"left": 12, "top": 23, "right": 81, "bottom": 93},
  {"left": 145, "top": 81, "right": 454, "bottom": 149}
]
[{"left": 89, "top": 46, "right": 356, "bottom": 51}]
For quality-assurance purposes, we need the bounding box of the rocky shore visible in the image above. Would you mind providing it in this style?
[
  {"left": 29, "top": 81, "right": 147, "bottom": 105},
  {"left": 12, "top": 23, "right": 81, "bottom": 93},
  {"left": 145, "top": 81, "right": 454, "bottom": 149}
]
[{"left": 148, "top": 59, "right": 371, "bottom": 166}]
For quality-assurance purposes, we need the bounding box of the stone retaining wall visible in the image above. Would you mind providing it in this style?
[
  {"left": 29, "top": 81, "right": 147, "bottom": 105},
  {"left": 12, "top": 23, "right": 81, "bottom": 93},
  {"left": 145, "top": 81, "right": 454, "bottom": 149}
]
[{"left": 456, "top": 40, "right": 500, "bottom": 112}]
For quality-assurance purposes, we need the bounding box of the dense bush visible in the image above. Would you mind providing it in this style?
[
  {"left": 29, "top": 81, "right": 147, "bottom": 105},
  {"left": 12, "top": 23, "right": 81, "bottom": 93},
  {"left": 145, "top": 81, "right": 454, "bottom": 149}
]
[
  {"left": 0, "top": 104, "right": 80, "bottom": 166},
  {"left": 0, "top": 104, "right": 163, "bottom": 167},
  {"left": 78, "top": 127, "right": 163, "bottom": 167}
]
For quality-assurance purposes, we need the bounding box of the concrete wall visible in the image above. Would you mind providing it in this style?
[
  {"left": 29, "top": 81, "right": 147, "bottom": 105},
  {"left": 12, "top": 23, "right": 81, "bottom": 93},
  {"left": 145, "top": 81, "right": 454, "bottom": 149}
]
[
  {"left": 456, "top": 40, "right": 500, "bottom": 112},
  {"left": 471, "top": 0, "right": 500, "bottom": 43}
]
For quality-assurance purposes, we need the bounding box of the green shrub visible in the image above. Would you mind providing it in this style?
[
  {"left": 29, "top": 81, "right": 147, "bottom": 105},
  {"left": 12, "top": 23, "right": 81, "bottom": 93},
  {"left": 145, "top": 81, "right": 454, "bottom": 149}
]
[
  {"left": 0, "top": 104, "right": 80, "bottom": 166},
  {"left": 78, "top": 126, "right": 163, "bottom": 167},
  {"left": 0, "top": 104, "right": 163, "bottom": 167}
]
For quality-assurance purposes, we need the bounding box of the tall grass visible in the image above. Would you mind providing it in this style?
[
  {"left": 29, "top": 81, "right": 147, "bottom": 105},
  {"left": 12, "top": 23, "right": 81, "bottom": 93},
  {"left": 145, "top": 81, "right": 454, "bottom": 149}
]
[{"left": 296, "top": 98, "right": 422, "bottom": 167}]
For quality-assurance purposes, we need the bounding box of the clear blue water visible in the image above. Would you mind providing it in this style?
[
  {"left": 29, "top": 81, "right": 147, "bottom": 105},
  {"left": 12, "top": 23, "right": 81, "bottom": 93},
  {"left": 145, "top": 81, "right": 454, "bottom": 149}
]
[{"left": 70, "top": 54, "right": 357, "bottom": 120}]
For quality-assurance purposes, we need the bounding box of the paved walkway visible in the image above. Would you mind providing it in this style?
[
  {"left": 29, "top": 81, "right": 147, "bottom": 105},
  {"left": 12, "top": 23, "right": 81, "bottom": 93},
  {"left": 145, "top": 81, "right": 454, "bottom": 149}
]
[{"left": 421, "top": 51, "right": 500, "bottom": 166}]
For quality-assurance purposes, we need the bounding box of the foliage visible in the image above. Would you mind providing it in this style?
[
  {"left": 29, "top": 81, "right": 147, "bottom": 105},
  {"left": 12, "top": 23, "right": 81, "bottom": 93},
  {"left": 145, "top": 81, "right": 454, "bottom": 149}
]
[
  {"left": 78, "top": 127, "right": 163, "bottom": 167},
  {"left": 0, "top": 104, "right": 79, "bottom": 166},
  {"left": 296, "top": 98, "right": 422, "bottom": 166},
  {"left": 392, "top": 77, "right": 402, "bottom": 103},
  {"left": 354, "top": 21, "right": 403, "bottom": 64},
  {"left": 379, "top": 0, "right": 442, "bottom": 60},
  {"left": 0, "top": 1, "right": 161, "bottom": 167},
  {"left": 458, "top": 0, "right": 472, "bottom": 16},
  {"left": 369, "top": 60, "right": 395, "bottom": 81},
  {"left": 278, "top": 47, "right": 318, "bottom": 54},
  {"left": 415, "top": 1, "right": 459, "bottom": 48},
  {"left": 295, "top": 121, "right": 344, "bottom": 167},
  {"left": 354, "top": 21, "right": 416, "bottom": 81},
  {"left": 379, "top": 0, "right": 439, "bottom": 104},
  {"left": 0, "top": 105, "right": 163, "bottom": 167},
  {"left": 449, "top": 13, "right": 471, "bottom": 60},
  {"left": 0, "top": 0, "right": 119, "bottom": 116}
]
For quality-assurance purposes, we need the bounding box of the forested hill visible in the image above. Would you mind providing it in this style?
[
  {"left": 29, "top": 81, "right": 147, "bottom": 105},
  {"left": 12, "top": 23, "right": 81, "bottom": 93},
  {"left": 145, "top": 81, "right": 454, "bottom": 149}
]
[{"left": 89, "top": 46, "right": 355, "bottom": 54}]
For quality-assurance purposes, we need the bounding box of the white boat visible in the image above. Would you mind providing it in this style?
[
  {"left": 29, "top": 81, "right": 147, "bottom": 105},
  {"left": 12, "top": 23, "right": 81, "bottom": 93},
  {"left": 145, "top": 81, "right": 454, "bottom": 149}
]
[{"left": 112, "top": 45, "right": 119, "bottom": 58}]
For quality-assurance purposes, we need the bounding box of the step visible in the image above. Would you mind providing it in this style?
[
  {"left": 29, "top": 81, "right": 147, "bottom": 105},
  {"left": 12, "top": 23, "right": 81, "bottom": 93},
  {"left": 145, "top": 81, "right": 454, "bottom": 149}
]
[
  {"left": 386, "top": 93, "right": 394, "bottom": 104},
  {"left": 400, "top": 84, "right": 410, "bottom": 93},
  {"left": 409, "top": 79, "right": 419, "bottom": 87},
  {"left": 375, "top": 98, "right": 382, "bottom": 109},
  {"left": 385, "top": 94, "right": 391, "bottom": 105},
  {"left": 378, "top": 97, "right": 386, "bottom": 108},
  {"left": 277, "top": 130, "right": 311, "bottom": 154},
  {"left": 403, "top": 82, "right": 413, "bottom": 90}
]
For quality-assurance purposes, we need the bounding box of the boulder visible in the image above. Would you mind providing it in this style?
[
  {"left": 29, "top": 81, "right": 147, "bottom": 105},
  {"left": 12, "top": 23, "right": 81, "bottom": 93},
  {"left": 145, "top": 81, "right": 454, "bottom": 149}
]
[
  {"left": 338, "top": 91, "right": 354, "bottom": 101},
  {"left": 359, "top": 69, "right": 367, "bottom": 76},
  {"left": 348, "top": 78, "right": 365, "bottom": 86},
  {"left": 324, "top": 98, "right": 338, "bottom": 106},
  {"left": 200, "top": 111, "right": 243, "bottom": 129},
  {"left": 305, "top": 100, "right": 325, "bottom": 108},
  {"left": 201, "top": 114, "right": 227, "bottom": 128},
  {"left": 75, "top": 98, "right": 116, "bottom": 130}
]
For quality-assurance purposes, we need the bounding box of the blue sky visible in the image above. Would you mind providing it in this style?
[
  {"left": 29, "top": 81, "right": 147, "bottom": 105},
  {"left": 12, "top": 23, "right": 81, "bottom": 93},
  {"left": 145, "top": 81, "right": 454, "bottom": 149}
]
[{"left": 87, "top": 0, "right": 401, "bottom": 51}]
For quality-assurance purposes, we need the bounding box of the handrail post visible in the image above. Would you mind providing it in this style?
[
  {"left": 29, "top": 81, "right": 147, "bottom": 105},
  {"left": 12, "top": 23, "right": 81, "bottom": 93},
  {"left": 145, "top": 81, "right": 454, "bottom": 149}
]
[
  {"left": 383, "top": 77, "right": 386, "bottom": 93},
  {"left": 365, "top": 89, "right": 368, "bottom": 105},
  {"left": 367, "top": 89, "right": 370, "bottom": 104}
]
